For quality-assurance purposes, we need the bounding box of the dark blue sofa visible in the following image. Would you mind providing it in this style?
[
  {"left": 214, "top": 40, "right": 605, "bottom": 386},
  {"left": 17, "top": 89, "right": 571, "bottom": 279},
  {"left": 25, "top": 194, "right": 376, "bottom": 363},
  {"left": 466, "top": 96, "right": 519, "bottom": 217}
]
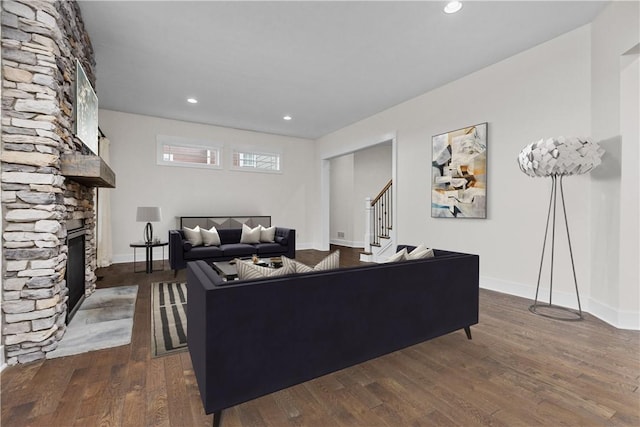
[
  {"left": 169, "top": 227, "right": 295, "bottom": 276},
  {"left": 187, "top": 246, "right": 479, "bottom": 426}
]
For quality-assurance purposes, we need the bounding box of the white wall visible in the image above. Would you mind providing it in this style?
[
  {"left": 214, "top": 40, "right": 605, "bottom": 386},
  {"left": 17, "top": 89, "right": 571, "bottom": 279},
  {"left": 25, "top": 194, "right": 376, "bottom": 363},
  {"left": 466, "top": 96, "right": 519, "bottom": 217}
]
[
  {"left": 330, "top": 154, "right": 355, "bottom": 245},
  {"left": 330, "top": 142, "right": 392, "bottom": 247},
  {"left": 619, "top": 53, "right": 639, "bottom": 323},
  {"left": 589, "top": 1, "right": 639, "bottom": 329},
  {"left": 0, "top": 157, "right": 3, "bottom": 370},
  {"left": 98, "top": 110, "right": 316, "bottom": 262},
  {"left": 318, "top": 26, "right": 594, "bottom": 312}
]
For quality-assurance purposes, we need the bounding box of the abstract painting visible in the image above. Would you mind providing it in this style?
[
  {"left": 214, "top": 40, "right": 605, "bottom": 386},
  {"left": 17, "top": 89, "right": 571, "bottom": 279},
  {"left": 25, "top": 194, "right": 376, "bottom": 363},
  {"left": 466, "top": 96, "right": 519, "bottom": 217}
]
[{"left": 432, "top": 122, "right": 487, "bottom": 218}]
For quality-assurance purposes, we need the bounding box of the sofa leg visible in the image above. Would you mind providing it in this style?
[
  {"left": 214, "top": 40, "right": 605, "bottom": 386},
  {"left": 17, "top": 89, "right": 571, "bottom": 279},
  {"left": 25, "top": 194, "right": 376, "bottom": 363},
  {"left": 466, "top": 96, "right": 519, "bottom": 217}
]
[
  {"left": 212, "top": 410, "right": 222, "bottom": 427},
  {"left": 464, "top": 326, "right": 472, "bottom": 340},
  {"left": 174, "top": 269, "right": 178, "bottom": 278}
]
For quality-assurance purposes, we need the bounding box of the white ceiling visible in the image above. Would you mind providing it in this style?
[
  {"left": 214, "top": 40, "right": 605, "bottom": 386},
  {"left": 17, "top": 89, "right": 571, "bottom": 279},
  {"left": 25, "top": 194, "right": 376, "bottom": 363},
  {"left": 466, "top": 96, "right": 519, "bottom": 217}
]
[{"left": 79, "top": 1, "right": 607, "bottom": 140}]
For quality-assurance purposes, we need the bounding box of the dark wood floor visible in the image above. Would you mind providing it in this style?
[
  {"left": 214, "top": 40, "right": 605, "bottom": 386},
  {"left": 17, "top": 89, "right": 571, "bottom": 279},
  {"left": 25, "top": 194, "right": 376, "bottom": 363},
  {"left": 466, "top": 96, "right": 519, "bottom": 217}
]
[{"left": 2, "top": 246, "right": 639, "bottom": 426}]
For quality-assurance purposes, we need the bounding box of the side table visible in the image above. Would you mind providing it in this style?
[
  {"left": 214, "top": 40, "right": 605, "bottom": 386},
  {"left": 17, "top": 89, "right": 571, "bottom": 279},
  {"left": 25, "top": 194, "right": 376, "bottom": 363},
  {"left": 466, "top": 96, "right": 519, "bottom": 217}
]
[{"left": 130, "top": 241, "right": 168, "bottom": 273}]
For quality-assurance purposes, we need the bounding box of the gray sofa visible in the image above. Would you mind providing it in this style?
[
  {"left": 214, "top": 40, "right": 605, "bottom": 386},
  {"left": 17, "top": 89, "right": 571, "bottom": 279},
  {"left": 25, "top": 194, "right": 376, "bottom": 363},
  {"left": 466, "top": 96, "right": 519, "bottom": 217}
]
[
  {"left": 187, "top": 246, "right": 479, "bottom": 426},
  {"left": 168, "top": 227, "right": 295, "bottom": 276}
]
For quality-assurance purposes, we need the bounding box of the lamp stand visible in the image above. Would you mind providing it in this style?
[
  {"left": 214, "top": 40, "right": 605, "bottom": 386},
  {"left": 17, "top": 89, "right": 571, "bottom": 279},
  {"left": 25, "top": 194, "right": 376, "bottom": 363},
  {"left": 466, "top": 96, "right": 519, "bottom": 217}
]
[
  {"left": 529, "top": 175, "right": 583, "bottom": 321},
  {"left": 144, "top": 222, "right": 153, "bottom": 244}
]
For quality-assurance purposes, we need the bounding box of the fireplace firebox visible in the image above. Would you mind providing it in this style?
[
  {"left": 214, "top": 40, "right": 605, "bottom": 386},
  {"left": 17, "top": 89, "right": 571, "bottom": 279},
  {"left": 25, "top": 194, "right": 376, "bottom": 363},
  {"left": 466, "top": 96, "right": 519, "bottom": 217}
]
[{"left": 66, "top": 220, "right": 86, "bottom": 323}]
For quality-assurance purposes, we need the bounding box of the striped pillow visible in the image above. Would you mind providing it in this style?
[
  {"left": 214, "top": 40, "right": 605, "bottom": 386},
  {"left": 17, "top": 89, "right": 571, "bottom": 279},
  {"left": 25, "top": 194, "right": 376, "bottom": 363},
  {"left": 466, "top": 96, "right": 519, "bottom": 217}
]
[
  {"left": 286, "top": 250, "right": 340, "bottom": 273},
  {"left": 406, "top": 247, "right": 434, "bottom": 260},
  {"left": 236, "top": 257, "right": 296, "bottom": 281},
  {"left": 385, "top": 248, "right": 408, "bottom": 263}
]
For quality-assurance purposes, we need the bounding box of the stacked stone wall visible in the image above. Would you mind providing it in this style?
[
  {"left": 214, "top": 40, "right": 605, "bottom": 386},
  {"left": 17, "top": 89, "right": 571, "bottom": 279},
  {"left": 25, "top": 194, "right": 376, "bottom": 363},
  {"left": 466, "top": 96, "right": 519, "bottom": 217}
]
[{"left": 2, "top": 0, "right": 97, "bottom": 364}]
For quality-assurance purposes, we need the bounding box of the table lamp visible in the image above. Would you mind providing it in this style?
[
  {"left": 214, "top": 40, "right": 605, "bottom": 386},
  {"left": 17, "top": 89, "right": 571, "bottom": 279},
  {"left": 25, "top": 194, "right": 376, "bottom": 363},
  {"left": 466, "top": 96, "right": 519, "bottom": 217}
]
[{"left": 136, "top": 206, "right": 162, "bottom": 244}]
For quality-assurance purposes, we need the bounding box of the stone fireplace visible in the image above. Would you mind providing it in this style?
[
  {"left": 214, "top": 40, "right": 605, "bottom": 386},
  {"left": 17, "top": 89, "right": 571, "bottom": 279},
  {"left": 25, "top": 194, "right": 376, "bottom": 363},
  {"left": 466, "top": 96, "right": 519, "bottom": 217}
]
[{"left": 1, "top": 0, "right": 106, "bottom": 364}]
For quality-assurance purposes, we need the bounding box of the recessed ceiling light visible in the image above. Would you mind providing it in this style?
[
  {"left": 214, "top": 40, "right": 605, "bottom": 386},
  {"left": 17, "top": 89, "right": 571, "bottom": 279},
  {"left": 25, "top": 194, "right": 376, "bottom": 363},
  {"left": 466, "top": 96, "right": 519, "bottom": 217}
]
[
  {"left": 187, "top": 98, "right": 198, "bottom": 104},
  {"left": 283, "top": 115, "right": 292, "bottom": 121},
  {"left": 444, "top": 1, "right": 462, "bottom": 14}
]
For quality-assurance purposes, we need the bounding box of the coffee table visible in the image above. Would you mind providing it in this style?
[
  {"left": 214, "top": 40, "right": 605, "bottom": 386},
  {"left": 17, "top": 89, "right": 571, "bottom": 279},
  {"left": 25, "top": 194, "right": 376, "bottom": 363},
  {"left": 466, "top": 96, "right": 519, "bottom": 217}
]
[
  {"left": 212, "top": 258, "right": 282, "bottom": 281},
  {"left": 211, "top": 261, "right": 239, "bottom": 280}
]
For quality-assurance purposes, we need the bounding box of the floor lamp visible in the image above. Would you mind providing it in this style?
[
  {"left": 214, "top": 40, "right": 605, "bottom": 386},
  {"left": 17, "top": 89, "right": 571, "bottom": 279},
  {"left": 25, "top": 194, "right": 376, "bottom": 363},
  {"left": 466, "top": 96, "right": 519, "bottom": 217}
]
[{"left": 517, "top": 137, "right": 604, "bottom": 321}]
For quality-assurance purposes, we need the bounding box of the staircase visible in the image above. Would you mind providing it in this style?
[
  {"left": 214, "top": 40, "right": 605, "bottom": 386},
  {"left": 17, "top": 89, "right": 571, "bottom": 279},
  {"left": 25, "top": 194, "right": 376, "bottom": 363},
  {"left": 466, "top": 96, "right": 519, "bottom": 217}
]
[{"left": 360, "top": 180, "right": 395, "bottom": 263}]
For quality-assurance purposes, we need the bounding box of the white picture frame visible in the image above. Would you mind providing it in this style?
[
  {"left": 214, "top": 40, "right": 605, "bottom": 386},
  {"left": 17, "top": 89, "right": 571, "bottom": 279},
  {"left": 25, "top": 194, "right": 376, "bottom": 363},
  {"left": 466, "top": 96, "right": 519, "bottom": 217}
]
[{"left": 74, "top": 60, "right": 99, "bottom": 155}]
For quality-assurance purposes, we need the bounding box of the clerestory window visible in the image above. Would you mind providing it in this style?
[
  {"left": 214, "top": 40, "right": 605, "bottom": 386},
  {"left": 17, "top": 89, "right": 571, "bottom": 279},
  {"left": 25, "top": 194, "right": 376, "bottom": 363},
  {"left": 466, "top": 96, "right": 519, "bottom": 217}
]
[
  {"left": 156, "top": 135, "right": 222, "bottom": 169},
  {"left": 231, "top": 149, "right": 281, "bottom": 173}
]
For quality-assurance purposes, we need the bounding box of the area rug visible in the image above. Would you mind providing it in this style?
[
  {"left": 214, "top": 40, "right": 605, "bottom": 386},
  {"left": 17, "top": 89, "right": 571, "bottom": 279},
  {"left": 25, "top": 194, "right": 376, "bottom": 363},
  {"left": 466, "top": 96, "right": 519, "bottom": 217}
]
[
  {"left": 151, "top": 282, "right": 188, "bottom": 357},
  {"left": 46, "top": 285, "right": 138, "bottom": 359}
]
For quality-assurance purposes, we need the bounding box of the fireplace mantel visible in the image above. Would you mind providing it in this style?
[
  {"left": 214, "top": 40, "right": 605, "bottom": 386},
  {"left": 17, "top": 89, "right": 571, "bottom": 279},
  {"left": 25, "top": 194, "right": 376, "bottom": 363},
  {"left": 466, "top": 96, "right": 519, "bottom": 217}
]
[{"left": 60, "top": 153, "right": 116, "bottom": 188}]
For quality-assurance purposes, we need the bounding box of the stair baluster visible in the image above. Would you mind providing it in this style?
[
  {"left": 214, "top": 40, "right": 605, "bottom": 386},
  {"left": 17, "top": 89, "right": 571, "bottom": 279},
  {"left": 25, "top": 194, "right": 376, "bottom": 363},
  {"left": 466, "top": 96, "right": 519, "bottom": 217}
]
[{"left": 369, "top": 180, "right": 392, "bottom": 250}]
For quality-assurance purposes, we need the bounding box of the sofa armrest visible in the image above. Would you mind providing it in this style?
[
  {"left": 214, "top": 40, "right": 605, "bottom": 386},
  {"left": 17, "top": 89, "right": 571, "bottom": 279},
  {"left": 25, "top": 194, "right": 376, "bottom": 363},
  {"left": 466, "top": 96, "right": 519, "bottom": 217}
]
[
  {"left": 169, "top": 230, "right": 187, "bottom": 270},
  {"left": 275, "top": 227, "right": 296, "bottom": 259}
]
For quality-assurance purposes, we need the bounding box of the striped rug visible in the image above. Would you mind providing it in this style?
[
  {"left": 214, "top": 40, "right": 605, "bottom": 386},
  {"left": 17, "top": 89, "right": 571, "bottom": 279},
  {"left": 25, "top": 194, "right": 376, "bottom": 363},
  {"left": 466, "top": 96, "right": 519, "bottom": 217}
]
[{"left": 151, "top": 282, "right": 188, "bottom": 357}]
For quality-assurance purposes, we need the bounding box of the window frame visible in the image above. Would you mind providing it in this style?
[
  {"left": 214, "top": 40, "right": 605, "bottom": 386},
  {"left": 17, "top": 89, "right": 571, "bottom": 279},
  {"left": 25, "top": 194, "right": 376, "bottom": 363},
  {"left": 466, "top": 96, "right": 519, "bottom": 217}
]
[
  {"left": 229, "top": 146, "right": 283, "bottom": 174},
  {"left": 156, "top": 135, "right": 223, "bottom": 170}
]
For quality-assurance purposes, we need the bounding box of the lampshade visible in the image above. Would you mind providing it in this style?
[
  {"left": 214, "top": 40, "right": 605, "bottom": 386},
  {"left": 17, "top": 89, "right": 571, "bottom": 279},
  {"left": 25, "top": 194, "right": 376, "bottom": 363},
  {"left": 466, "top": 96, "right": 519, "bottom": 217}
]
[
  {"left": 136, "top": 206, "right": 162, "bottom": 222},
  {"left": 517, "top": 136, "right": 604, "bottom": 177}
]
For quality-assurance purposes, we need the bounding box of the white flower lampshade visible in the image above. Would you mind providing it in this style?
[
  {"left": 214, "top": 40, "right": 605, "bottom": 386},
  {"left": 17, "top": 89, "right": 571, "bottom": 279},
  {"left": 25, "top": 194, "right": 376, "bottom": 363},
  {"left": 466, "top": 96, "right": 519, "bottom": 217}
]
[
  {"left": 517, "top": 136, "right": 604, "bottom": 177},
  {"left": 516, "top": 136, "right": 604, "bottom": 321},
  {"left": 136, "top": 206, "right": 162, "bottom": 244}
]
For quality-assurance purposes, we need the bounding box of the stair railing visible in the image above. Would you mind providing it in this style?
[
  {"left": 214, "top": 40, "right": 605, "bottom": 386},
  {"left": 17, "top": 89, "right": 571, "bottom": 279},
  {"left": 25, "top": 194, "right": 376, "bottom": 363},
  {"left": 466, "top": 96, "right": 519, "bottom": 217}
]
[{"left": 368, "top": 180, "right": 392, "bottom": 249}]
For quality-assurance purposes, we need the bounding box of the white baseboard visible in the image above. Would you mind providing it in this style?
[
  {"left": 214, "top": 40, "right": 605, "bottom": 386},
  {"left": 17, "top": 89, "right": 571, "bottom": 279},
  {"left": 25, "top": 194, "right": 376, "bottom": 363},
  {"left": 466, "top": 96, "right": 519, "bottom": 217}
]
[
  {"left": 329, "top": 239, "right": 364, "bottom": 248},
  {"left": 113, "top": 246, "right": 169, "bottom": 264},
  {"left": 295, "top": 242, "right": 314, "bottom": 250},
  {"left": 480, "top": 276, "right": 580, "bottom": 310},
  {"left": 479, "top": 276, "right": 533, "bottom": 300},
  {"left": 102, "top": 255, "right": 640, "bottom": 331},
  {"left": 112, "top": 253, "right": 133, "bottom": 264},
  {"left": 480, "top": 276, "right": 639, "bottom": 330},
  {"left": 111, "top": 241, "right": 316, "bottom": 264},
  {"left": 588, "top": 297, "right": 640, "bottom": 330},
  {"left": 360, "top": 253, "right": 373, "bottom": 262},
  {"left": 102, "top": 259, "right": 640, "bottom": 330}
]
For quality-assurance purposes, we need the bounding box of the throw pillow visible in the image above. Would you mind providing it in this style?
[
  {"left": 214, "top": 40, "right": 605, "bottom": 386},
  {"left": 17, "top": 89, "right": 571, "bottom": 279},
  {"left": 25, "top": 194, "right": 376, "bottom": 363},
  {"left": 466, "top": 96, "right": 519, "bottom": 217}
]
[
  {"left": 201, "top": 226, "right": 221, "bottom": 246},
  {"left": 259, "top": 225, "right": 276, "bottom": 243},
  {"left": 240, "top": 224, "right": 261, "bottom": 244},
  {"left": 410, "top": 243, "right": 428, "bottom": 254},
  {"left": 406, "top": 246, "right": 435, "bottom": 260},
  {"left": 315, "top": 250, "right": 340, "bottom": 270},
  {"left": 183, "top": 226, "right": 203, "bottom": 247},
  {"left": 290, "top": 258, "right": 314, "bottom": 273},
  {"left": 385, "top": 248, "right": 408, "bottom": 263},
  {"left": 236, "top": 257, "right": 295, "bottom": 281},
  {"left": 285, "top": 250, "right": 340, "bottom": 273}
]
